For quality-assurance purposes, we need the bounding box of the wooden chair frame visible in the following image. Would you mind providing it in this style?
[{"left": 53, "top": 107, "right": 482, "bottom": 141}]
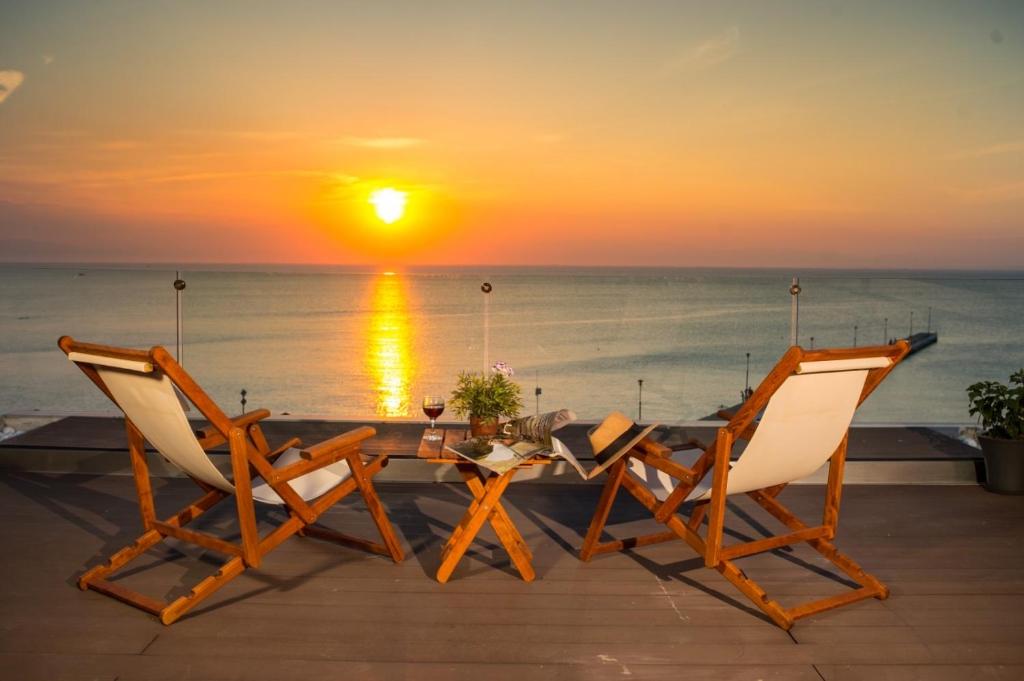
[
  {"left": 580, "top": 342, "right": 910, "bottom": 629},
  {"left": 59, "top": 336, "right": 404, "bottom": 624}
]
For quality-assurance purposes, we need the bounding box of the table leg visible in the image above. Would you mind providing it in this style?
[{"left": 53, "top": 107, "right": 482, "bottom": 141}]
[
  {"left": 442, "top": 465, "right": 529, "bottom": 558},
  {"left": 436, "top": 471, "right": 514, "bottom": 583},
  {"left": 462, "top": 466, "right": 534, "bottom": 567}
]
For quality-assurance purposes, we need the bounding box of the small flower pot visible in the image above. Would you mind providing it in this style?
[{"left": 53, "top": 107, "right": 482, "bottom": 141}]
[
  {"left": 469, "top": 416, "right": 499, "bottom": 438},
  {"left": 979, "top": 435, "right": 1024, "bottom": 494}
]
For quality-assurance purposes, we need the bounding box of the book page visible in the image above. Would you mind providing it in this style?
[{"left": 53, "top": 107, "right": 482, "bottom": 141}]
[
  {"left": 445, "top": 438, "right": 530, "bottom": 475},
  {"left": 548, "top": 436, "right": 589, "bottom": 479}
]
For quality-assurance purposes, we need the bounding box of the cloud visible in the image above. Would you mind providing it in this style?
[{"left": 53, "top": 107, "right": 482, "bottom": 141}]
[
  {"left": 664, "top": 27, "right": 739, "bottom": 74},
  {"left": 340, "top": 136, "right": 425, "bottom": 150},
  {"left": 947, "top": 140, "right": 1024, "bottom": 160},
  {"left": 0, "top": 70, "right": 25, "bottom": 105},
  {"left": 42, "top": 55, "right": 55, "bottom": 65}
]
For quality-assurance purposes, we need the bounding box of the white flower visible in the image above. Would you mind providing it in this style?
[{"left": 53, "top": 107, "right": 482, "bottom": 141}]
[{"left": 491, "top": 361, "right": 514, "bottom": 377}]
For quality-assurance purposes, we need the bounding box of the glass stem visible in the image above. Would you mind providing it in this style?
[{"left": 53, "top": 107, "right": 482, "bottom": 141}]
[{"left": 430, "top": 418, "right": 436, "bottom": 430}]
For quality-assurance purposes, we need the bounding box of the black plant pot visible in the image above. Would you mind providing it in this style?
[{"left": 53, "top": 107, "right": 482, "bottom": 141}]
[{"left": 979, "top": 435, "right": 1024, "bottom": 494}]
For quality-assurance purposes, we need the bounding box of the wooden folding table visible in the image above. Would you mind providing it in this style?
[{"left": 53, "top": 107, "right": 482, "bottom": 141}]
[{"left": 418, "top": 428, "right": 550, "bottom": 583}]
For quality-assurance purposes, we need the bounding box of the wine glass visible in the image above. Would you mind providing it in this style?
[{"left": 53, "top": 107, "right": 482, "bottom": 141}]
[{"left": 422, "top": 396, "right": 445, "bottom": 441}]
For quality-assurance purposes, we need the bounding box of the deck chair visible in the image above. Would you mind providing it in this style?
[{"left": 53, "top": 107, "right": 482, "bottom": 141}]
[
  {"left": 58, "top": 336, "right": 404, "bottom": 624},
  {"left": 580, "top": 341, "right": 910, "bottom": 629}
]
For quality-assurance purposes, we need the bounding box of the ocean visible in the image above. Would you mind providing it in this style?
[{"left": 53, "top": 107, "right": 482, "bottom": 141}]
[{"left": 1, "top": 264, "right": 1022, "bottom": 424}]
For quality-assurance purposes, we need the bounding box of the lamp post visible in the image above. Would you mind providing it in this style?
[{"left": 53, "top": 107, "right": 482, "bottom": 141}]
[
  {"left": 173, "top": 271, "right": 186, "bottom": 365},
  {"left": 744, "top": 352, "right": 751, "bottom": 401},
  {"left": 789, "top": 277, "right": 801, "bottom": 346},
  {"left": 481, "top": 282, "right": 492, "bottom": 372},
  {"left": 637, "top": 379, "right": 644, "bottom": 422}
]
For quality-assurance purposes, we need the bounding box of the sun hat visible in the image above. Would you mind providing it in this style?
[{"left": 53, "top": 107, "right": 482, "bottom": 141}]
[{"left": 587, "top": 411, "right": 659, "bottom": 477}]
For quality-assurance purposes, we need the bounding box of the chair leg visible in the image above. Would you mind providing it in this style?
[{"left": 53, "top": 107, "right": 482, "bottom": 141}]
[
  {"left": 79, "top": 529, "right": 252, "bottom": 625},
  {"left": 580, "top": 459, "right": 627, "bottom": 561},
  {"left": 77, "top": 486, "right": 255, "bottom": 625},
  {"left": 713, "top": 557, "right": 794, "bottom": 630},
  {"left": 299, "top": 523, "right": 396, "bottom": 557},
  {"left": 160, "top": 556, "right": 247, "bottom": 625},
  {"left": 714, "top": 488, "right": 889, "bottom": 627},
  {"left": 294, "top": 454, "right": 403, "bottom": 561},
  {"left": 79, "top": 528, "right": 164, "bottom": 589},
  {"left": 349, "top": 456, "right": 404, "bottom": 563}
]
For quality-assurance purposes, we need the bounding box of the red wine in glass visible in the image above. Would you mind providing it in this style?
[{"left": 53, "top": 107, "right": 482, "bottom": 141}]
[{"left": 423, "top": 396, "right": 444, "bottom": 441}]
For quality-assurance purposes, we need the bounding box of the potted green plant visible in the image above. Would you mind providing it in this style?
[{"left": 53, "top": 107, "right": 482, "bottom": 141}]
[
  {"left": 450, "top": 362, "right": 523, "bottom": 437},
  {"left": 967, "top": 369, "right": 1024, "bottom": 494}
]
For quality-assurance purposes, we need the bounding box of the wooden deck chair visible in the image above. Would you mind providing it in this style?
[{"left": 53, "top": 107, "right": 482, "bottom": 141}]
[
  {"left": 580, "top": 341, "right": 910, "bottom": 629},
  {"left": 58, "top": 336, "right": 404, "bottom": 624}
]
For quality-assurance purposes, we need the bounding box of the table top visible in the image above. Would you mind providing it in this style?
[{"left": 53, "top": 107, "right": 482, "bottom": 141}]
[
  {"left": 416, "top": 427, "right": 552, "bottom": 467},
  {"left": 416, "top": 427, "right": 467, "bottom": 460}
]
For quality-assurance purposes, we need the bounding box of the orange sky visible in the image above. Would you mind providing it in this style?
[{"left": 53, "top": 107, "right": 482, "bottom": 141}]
[{"left": 0, "top": 2, "right": 1022, "bottom": 267}]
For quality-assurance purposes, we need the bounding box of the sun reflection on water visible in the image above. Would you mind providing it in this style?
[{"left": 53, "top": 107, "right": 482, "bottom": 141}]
[{"left": 366, "top": 272, "right": 414, "bottom": 417}]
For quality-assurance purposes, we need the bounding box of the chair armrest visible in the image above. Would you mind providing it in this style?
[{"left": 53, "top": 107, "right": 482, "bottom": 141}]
[
  {"left": 636, "top": 449, "right": 698, "bottom": 485},
  {"left": 267, "top": 436, "right": 302, "bottom": 463},
  {"left": 266, "top": 426, "right": 377, "bottom": 485},
  {"left": 299, "top": 426, "right": 376, "bottom": 461},
  {"left": 195, "top": 409, "right": 271, "bottom": 447},
  {"left": 634, "top": 437, "right": 672, "bottom": 458}
]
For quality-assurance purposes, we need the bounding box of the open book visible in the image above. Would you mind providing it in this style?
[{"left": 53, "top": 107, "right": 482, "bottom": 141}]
[{"left": 444, "top": 410, "right": 658, "bottom": 479}]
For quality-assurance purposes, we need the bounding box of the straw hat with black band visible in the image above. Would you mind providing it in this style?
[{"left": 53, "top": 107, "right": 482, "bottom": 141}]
[{"left": 587, "top": 411, "right": 659, "bottom": 477}]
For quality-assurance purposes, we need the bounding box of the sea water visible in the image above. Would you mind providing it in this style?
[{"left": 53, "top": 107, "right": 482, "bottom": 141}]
[{"left": 1, "top": 264, "right": 1021, "bottom": 424}]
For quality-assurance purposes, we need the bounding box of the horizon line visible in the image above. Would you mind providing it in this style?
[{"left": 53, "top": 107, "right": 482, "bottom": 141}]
[{"left": 2, "top": 260, "right": 1023, "bottom": 275}]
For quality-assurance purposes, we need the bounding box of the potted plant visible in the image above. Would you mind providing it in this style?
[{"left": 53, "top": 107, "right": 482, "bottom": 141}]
[
  {"left": 450, "top": 362, "right": 523, "bottom": 437},
  {"left": 967, "top": 369, "right": 1024, "bottom": 494}
]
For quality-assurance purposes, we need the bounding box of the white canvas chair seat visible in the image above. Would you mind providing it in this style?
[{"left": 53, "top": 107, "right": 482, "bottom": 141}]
[
  {"left": 70, "top": 352, "right": 355, "bottom": 505},
  {"left": 61, "top": 338, "right": 404, "bottom": 625},
  {"left": 630, "top": 356, "right": 890, "bottom": 503},
  {"left": 251, "top": 449, "right": 352, "bottom": 504},
  {"left": 580, "top": 344, "right": 910, "bottom": 630}
]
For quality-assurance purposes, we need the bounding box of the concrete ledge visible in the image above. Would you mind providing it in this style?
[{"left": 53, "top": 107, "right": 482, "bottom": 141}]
[
  {"left": 0, "top": 446, "right": 984, "bottom": 485},
  {"left": 0, "top": 414, "right": 984, "bottom": 485}
]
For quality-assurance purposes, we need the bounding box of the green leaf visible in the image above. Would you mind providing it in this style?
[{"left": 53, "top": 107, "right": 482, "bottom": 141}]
[{"left": 967, "top": 370, "right": 1024, "bottom": 440}]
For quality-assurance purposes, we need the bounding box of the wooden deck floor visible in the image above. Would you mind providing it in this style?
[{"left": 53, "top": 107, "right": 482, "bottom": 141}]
[{"left": 1, "top": 473, "right": 1022, "bottom": 680}]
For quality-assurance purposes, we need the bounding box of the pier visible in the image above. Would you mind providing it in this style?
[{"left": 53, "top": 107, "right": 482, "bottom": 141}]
[{"left": 904, "top": 331, "right": 938, "bottom": 356}]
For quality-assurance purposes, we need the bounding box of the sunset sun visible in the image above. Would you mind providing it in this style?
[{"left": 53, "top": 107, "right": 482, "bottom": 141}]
[{"left": 369, "top": 188, "right": 407, "bottom": 224}]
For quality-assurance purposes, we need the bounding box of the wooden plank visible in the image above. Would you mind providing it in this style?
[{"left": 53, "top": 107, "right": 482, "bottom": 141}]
[
  {"left": 0, "top": 652, "right": 828, "bottom": 681},
  {"left": 817, "top": 665, "right": 1024, "bottom": 681}
]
